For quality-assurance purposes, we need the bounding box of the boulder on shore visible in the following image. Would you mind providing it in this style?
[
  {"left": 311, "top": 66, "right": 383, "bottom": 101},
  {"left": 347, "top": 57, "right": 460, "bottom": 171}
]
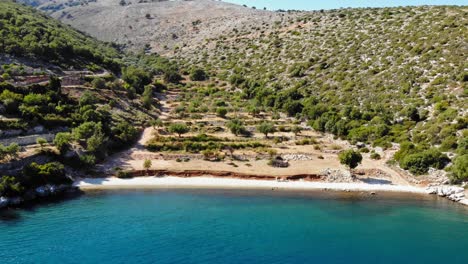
[{"left": 426, "top": 185, "right": 466, "bottom": 202}]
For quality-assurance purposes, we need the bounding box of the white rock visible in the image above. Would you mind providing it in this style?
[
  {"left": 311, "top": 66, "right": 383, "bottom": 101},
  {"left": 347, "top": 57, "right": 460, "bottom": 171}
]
[{"left": 0, "top": 197, "right": 9, "bottom": 208}]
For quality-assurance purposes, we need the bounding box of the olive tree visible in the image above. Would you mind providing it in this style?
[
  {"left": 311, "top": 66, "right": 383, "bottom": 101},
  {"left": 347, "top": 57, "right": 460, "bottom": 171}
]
[
  {"left": 257, "top": 121, "right": 276, "bottom": 138},
  {"left": 168, "top": 123, "right": 190, "bottom": 138},
  {"left": 338, "top": 149, "right": 363, "bottom": 171},
  {"left": 143, "top": 159, "right": 152, "bottom": 171}
]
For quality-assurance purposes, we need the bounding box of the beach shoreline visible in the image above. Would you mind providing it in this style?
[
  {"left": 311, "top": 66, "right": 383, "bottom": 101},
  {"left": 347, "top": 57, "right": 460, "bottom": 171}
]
[{"left": 75, "top": 176, "right": 428, "bottom": 194}]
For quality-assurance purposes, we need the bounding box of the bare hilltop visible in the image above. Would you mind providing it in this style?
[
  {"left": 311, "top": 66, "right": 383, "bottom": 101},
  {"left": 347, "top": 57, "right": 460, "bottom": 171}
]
[{"left": 19, "top": 0, "right": 287, "bottom": 54}]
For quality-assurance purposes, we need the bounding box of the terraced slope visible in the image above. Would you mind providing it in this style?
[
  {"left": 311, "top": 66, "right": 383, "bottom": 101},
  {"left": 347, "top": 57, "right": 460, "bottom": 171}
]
[{"left": 172, "top": 6, "right": 467, "bottom": 178}]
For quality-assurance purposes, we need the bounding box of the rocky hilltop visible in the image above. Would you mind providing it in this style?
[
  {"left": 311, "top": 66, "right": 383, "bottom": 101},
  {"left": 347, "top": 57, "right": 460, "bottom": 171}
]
[{"left": 18, "top": 0, "right": 285, "bottom": 54}]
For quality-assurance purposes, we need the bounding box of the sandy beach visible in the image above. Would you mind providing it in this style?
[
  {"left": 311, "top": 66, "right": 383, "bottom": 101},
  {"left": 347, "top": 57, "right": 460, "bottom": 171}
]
[{"left": 75, "top": 176, "right": 428, "bottom": 193}]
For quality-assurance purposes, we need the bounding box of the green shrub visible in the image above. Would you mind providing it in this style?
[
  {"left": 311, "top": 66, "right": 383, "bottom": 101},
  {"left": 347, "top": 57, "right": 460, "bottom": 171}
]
[
  {"left": 190, "top": 68, "right": 208, "bottom": 81},
  {"left": 450, "top": 154, "right": 467, "bottom": 182},
  {"left": 227, "top": 119, "right": 248, "bottom": 136},
  {"left": 116, "top": 170, "right": 133, "bottom": 179},
  {"left": 0, "top": 143, "right": 20, "bottom": 161},
  {"left": 339, "top": 149, "right": 363, "bottom": 170},
  {"left": 22, "top": 162, "right": 69, "bottom": 186},
  {"left": 216, "top": 107, "right": 228, "bottom": 118},
  {"left": 0, "top": 176, "right": 24, "bottom": 197},
  {"left": 54, "top": 132, "right": 72, "bottom": 154},
  {"left": 400, "top": 149, "right": 449, "bottom": 175},
  {"left": 370, "top": 153, "right": 381, "bottom": 160}
]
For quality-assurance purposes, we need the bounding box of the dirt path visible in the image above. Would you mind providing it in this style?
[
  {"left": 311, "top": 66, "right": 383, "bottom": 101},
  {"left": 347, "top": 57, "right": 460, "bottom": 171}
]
[{"left": 155, "top": 89, "right": 180, "bottom": 120}]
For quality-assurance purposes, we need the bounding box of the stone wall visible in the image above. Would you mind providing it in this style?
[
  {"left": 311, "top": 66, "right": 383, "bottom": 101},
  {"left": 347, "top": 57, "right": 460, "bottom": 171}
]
[{"left": 0, "top": 133, "right": 55, "bottom": 146}]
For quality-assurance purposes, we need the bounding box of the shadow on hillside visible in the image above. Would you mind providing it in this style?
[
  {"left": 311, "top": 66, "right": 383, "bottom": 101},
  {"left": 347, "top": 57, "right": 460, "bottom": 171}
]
[{"left": 360, "top": 178, "right": 393, "bottom": 185}]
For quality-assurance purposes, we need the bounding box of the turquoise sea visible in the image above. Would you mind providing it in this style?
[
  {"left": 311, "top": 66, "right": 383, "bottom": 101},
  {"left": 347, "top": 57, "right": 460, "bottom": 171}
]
[{"left": 1, "top": 189, "right": 468, "bottom": 264}]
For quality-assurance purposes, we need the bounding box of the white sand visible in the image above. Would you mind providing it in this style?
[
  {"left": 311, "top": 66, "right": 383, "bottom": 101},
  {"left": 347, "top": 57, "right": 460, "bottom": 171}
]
[{"left": 75, "top": 176, "right": 427, "bottom": 194}]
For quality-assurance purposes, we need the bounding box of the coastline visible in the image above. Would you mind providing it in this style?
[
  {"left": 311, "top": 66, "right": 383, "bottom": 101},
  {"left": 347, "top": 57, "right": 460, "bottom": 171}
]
[{"left": 75, "top": 176, "right": 428, "bottom": 194}]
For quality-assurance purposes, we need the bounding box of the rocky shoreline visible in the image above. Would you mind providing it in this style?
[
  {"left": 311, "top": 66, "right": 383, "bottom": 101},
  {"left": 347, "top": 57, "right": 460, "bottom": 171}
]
[
  {"left": 0, "top": 184, "right": 78, "bottom": 210},
  {"left": 425, "top": 185, "right": 468, "bottom": 205}
]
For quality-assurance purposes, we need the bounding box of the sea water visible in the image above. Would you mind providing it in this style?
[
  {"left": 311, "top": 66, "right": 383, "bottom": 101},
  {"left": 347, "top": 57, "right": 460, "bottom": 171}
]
[{"left": 1, "top": 189, "right": 467, "bottom": 264}]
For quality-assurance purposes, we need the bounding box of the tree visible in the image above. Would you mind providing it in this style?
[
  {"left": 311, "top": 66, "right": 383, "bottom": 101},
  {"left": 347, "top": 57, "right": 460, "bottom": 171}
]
[
  {"left": 53, "top": 132, "right": 72, "bottom": 153},
  {"left": 80, "top": 154, "right": 96, "bottom": 168},
  {"left": 0, "top": 143, "right": 20, "bottom": 161},
  {"left": 163, "top": 70, "right": 182, "bottom": 84},
  {"left": 0, "top": 176, "right": 24, "bottom": 197},
  {"left": 79, "top": 91, "right": 97, "bottom": 106},
  {"left": 143, "top": 159, "right": 152, "bottom": 171},
  {"left": 339, "top": 149, "right": 363, "bottom": 171},
  {"left": 216, "top": 107, "right": 228, "bottom": 118},
  {"left": 190, "top": 68, "right": 208, "bottom": 81},
  {"left": 227, "top": 119, "right": 247, "bottom": 136},
  {"left": 36, "top": 137, "right": 47, "bottom": 150},
  {"left": 450, "top": 154, "right": 467, "bottom": 182},
  {"left": 49, "top": 76, "right": 61, "bottom": 93},
  {"left": 112, "top": 121, "right": 139, "bottom": 144},
  {"left": 86, "top": 127, "right": 106, "bottom": 153},
  {"left": 23, "top": 162, "right": 69, "bottom": 185},
  {"left": 168, "top": 123, "right": 190, "bottom": 138},
  {"left": 257, "top": 122, "right": 276, "bottom": 138},
  {"left": 142, "top": 85, "right": 153, "bottom": 109},
  {"left": 91, "top": 78, "right": 106, "bottom": 89},
  {"left": 72, "top": 122, "right": 106, "bottom": 152},
  {"left": 122, "top": 66, "right": 152, "bottom": 94},
  {"left": 5, "top": 143, "right": 19, "bottom": 160}
]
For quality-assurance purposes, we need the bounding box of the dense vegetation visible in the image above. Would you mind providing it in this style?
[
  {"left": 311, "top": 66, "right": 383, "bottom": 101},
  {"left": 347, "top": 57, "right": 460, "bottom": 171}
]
[
  {"left": 0, "top": 161, "right": 71, "bottom": 197},
  {"left": 0, "top": 0, "right": 121, "bottom": 71}
]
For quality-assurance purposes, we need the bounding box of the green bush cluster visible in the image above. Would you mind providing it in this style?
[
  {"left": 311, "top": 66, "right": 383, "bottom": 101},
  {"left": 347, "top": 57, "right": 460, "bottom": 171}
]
[
  {"left": 394, "top": 143, "right": 450, "bottom": 175},
  {"left": 0, "top": 1, "right": 121, "bottom": 71},
  {"left": 22, "top": 162, "right": 70, "bottom": 186},
  {"left": 0, "top": 176, "right": 24, "bottom": 197},
  {"left": 0, "top": 143, "right": 20, "bottom": 161},
  {"left": 146, "top": 134, "right": 265, "bottom": 153}
]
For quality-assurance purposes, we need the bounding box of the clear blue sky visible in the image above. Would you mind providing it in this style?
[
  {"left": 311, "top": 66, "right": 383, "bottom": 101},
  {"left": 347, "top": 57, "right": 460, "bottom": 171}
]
[{"left": 223, "top": 0, "right": 468, "bottom": 10}]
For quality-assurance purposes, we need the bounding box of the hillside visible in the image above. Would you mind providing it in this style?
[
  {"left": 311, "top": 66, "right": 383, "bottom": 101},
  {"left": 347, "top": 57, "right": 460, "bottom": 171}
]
[
  {"left": 1, "top": 1, "right": 467, "bottom": 206},
  {"left": 168, "top": 6, "right": 467, "bottom": 179},
  {"left": 0, "top": 0, "right": 178, "bottom": 201},
  {"left": 17, "top": 0, "right": 287, "bottom": 54},
  {"left": 0, "top": 0, "right": 123, "bottom": 71}
]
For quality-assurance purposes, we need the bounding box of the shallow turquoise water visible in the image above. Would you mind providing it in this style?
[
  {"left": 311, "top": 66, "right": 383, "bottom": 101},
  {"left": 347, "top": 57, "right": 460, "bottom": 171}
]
[{"left": 1, "top": 190, "right": 467, "bottom": 264}]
